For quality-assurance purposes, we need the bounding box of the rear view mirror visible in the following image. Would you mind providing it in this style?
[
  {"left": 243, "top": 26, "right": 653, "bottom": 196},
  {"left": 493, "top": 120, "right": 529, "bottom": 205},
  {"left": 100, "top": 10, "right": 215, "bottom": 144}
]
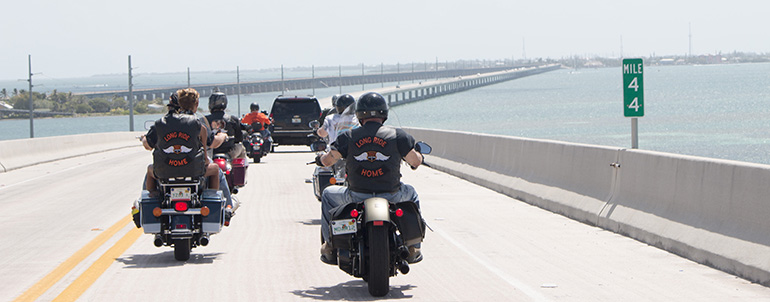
[
  {"left": 415, "top": 141, "right": 432, "bottom": 155},
  {"left": 144, "top": 120, "right": 154, "bottom": 130},
  {"left": 308, "top": 120, "right": 320, "bottom": 129},
  {"left": 310, "top": 140, "right": 327, "bottom": 152}
]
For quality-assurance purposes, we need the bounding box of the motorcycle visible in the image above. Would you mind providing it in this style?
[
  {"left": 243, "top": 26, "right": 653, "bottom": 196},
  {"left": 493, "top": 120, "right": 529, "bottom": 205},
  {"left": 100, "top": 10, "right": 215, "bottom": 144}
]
[
  {"left": 306, "top": 120, "right": 347, "bottom": 201},
  {"left": 212, "top": 152, "right": 248, "bottom": 195},
  {"left": 325, "top": 141, "right": 433, "bottom": 296},
  {"left": 242, "top": 121, "right": 272, "bottom": 163},
  {"left": 137, "top": 177, "right": 225, "bottom": 261}
]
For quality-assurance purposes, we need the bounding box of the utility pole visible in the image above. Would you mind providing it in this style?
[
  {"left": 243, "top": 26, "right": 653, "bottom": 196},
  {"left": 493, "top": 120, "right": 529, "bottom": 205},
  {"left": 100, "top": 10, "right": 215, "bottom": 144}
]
[
  {"left": 397, "top": 62, "right": 400, "bottom": 86},
  {"left": 435, "top": 57, "right": 439, "bottom": 80},
  {"left": 361, "top": 63, "right": 365, "bottom": 91},
  {"left": 128, "top": 55, "right": 134, "bottom": 132},
  {"left": 381, "top": 63, "right": 384, "bottom": 88},
  {"left": 312, "top": 65, "right": 315, "bottom": 95},
  {"left": 338, "top": 65, "right": 342, "bottom": 94},
  {"left": 620, "top": 35, "right": 624, "bottom": 58},
  {"left": 688, "top": 22, "right": 693, "bottom": 58},
  {"left": 281, "top": 64, "right": 285, "bottom": 94},
  {"left": 236, "top": 66, "right": 241, "bottom": 117},
  {"left": 28, "top": 55, "right": 34, "bottom": 138},
  {"left": 187, "top": 67, "right": 191, "bottom": 88}
]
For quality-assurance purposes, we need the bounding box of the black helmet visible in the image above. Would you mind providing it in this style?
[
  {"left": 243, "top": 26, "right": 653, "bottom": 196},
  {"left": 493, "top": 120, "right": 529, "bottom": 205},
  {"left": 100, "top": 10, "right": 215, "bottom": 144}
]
[
  {"left": 331, "top": 94, "right": 341, "bottom": 107},
  {"left": 168, "top": 92, "right": 180, "bottom": 109},
  {"left": 335, "top": 94, "right": 355, "bottom": 114},
  {"left": 208, "top": 92, "right": 228, "bottom": 111},
  {"left": 355, "top": 92, "right": 388, "bottom": 121},
  {"left": 250, "top": 102, "right": 260, "bottom": 112}
]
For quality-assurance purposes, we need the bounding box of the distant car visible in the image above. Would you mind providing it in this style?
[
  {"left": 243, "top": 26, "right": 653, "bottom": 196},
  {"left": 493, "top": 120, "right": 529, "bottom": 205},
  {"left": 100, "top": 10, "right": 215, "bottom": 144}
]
[{"left": 269, "top": 95, "right": 323, "bottom": 146}]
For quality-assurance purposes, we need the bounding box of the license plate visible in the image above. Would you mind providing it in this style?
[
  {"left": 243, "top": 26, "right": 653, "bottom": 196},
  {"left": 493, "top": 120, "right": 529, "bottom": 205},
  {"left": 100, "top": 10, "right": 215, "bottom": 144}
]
[
  {"left": 170, "top": 187, "right": 192, "bottom": 201},
  {"left": 331, "top": 219, "right": 357, "bottom": 235},
  {"left": 292, "top": 117, "right": 301, "bottom": 123}
]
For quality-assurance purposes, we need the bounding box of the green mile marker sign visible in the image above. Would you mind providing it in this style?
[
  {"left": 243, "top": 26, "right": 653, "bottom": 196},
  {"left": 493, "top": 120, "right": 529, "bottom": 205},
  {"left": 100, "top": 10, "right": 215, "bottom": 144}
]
[{"left": 622, "top": 58, "right": 644, "bottom": 117}]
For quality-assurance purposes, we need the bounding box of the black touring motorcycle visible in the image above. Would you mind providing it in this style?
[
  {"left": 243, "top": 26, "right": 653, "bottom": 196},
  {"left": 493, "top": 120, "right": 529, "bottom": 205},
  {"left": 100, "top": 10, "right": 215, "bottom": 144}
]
[{"left": 323, "top": 141, "right": 432, "bottom": 296}]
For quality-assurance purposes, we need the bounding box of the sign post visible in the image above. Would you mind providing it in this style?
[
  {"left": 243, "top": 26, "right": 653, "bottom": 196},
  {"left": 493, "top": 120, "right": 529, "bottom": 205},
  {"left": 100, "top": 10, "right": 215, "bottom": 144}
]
[{"left": 622, "top": 58, "right": 644, "bottom": 148}]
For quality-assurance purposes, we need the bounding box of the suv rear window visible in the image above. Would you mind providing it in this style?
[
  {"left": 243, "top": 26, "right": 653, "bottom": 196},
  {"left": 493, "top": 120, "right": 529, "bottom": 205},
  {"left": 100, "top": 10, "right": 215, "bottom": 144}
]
[{"left": 271, "top": 99, "right": 320, "bottom": 116}]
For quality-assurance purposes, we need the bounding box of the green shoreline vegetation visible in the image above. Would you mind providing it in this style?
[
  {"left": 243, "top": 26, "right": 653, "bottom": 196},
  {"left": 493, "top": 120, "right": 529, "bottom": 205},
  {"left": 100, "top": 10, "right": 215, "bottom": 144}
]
[{"left": 0, "top": 89, "right": 165, "bottom": 119}]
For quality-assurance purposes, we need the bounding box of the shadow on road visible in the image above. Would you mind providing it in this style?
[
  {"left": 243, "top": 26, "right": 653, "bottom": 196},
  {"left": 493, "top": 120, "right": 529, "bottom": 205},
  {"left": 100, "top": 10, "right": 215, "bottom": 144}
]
[
  {"left": 116, "top": 251, "right": 224, "bottom": 268},
  {"left": 291, "top": 280, "right": 415, "bottom": 300},
  {"left": 298, "top": 219, "right": 322, "bottom": 226}
]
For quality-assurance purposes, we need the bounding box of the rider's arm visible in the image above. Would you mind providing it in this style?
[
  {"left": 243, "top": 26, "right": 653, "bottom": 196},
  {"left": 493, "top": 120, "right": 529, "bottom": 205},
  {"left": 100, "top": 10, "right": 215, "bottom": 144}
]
[
  {"left": 199, "top": 126, "right": 211, "bottom": 164},
  {"left": 317, "top": 127, "right": 328, "bottom": 138},
  {"left": 404, "top": 149, "right": 423, "bottom": 169},
  {"left": 319, "top": 150, "right": 342, "bottom": 167},
  {"left": 142, "top": 127, "right": 156, "bottom": 151},
  {"left": 232, "top": 116, "right": 244, "bottom": 142},
  {"left": 141, "top": 136, "right": 152, "bottom": 151},
  {"left": 210, "top": 132, "right": 227, "bottom": 149}
]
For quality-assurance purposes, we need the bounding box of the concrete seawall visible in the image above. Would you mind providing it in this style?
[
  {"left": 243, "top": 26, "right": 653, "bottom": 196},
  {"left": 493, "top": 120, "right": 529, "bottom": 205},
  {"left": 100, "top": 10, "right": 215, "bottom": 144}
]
[
  {"left": 405, "top": 127, "right": 770, "bottom": 286},
  {"left": 0, "top": 132, "right": 140, "bottom": 172}
]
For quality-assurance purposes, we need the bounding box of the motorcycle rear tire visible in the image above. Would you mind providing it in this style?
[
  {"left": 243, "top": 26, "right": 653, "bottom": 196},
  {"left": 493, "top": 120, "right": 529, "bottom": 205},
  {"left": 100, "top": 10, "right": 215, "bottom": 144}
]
[
  {"left": 367, "top": 225, "right": 390, "bottom": 296},
  {"left": 174, "top": 239, "right": 191, "bottom": 261}
]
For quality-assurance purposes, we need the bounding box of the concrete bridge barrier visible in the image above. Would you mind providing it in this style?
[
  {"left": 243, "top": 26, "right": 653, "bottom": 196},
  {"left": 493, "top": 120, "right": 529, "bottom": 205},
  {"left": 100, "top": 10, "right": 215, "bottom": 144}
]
[
  {"left": 405, "top": 127, "right": 770, "bottom": 286},
  {"left": 0, "top": 132, "right": 140, "bottom": 172}
]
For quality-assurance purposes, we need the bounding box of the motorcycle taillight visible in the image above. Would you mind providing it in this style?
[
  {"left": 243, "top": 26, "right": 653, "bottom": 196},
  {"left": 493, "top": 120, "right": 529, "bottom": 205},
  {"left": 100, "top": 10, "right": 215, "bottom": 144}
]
[
  {"left": 232, "top": 158, "right": 247, "bottom": 166},
  {"left": 174, "top": 202, "right": 188, "bottom": 212}
]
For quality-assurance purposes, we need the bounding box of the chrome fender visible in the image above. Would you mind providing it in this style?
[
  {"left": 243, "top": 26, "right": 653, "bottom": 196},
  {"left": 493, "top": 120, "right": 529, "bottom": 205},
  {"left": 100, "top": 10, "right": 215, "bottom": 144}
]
[{"left": 363, "top": 197, "right": 390, "bottom": 224}]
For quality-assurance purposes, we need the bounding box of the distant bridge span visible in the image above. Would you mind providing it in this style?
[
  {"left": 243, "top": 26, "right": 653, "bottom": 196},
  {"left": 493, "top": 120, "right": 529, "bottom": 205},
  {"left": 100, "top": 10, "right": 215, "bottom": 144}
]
[{"left": 74, "top": 64, "right": 549, "bottom": 101}]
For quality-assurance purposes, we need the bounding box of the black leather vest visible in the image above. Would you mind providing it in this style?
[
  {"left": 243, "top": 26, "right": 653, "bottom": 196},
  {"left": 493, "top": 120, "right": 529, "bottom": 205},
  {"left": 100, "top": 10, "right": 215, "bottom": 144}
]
[
  {"left": 152, "top": 113, "right": 206, "bottom": 179},
  {"left": 206, "top": 111, "right": 239, "bottom": 153},
  {"left": 346, "top": 123, "right": 401, "bottom": 193}
]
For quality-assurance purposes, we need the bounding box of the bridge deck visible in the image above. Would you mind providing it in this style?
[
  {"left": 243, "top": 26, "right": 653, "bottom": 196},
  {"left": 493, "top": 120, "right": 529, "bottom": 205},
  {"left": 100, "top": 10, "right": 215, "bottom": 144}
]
[{"left": 1, "top": 145, "right": 768, "bottom": 301}]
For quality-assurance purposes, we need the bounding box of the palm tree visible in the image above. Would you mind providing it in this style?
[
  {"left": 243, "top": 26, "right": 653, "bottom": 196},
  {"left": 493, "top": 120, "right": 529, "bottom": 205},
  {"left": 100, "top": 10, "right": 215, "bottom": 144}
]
[{"left": 0, "top": 88, "right": 7, "bottom": 99}]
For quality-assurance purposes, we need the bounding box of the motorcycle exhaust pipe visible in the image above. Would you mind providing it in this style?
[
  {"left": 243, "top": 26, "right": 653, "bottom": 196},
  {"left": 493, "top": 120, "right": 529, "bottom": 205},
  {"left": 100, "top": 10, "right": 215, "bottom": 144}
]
[
  {"left": 398, "top": 261, "right": 410, "bottom": 275},
  {"left": 398, "top": 246, "right": 410, "bottom": 260},
  {"left": 153, "top": 235, "right": 164, "bottom": 247},
  {"left": 199, "top": 235, "right": 210, "bottom": 246}
]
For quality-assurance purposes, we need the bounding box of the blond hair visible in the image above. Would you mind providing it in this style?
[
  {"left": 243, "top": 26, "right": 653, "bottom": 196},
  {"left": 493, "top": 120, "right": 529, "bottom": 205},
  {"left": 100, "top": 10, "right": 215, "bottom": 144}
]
[{"left": 177, "top": 88, "right": 199, "bottom": 111}]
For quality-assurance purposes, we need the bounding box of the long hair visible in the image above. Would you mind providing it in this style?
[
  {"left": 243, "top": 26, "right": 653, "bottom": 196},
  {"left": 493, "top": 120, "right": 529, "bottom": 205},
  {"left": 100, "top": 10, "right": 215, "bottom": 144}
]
[{"left": 177, "top": 88, "right": 199, "bottom": 111}]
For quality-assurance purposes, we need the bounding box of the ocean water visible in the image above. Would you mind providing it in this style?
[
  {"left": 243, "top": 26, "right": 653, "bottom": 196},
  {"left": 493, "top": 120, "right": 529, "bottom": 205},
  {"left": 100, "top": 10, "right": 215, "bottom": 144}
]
[
  {"left": 3, "top": 63, "right": 770, "bottom": 165},
  {"left": 389, "top": 63, "right": 770, "bottom": 165}
]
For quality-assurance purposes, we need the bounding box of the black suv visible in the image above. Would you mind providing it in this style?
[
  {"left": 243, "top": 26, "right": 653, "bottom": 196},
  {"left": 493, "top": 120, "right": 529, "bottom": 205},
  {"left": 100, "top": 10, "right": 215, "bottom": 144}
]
[{"left": 269, "top": 95, "right": 323, "bottom": 146}]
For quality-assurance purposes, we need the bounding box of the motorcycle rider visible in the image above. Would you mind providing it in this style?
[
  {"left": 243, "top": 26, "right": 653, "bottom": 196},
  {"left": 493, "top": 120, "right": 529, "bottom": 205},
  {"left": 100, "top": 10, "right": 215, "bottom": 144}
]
[
  {"left": 136, "top": 90, "right": 236, "bottom": 227},
  {"left": 205, "top": 91, "right": 246, "bottom": 160},
  {"left": 241, "top": 102, "right": 273, "bottom": 154},
  {"left": 314, "top": 92, "right": 425, "bottom": 264},
  {"left": 143, "top": 88, "right": 220, "bottom": 195},
  {"left": 316, "top": 94, "right": 358, "bottom": 145}
]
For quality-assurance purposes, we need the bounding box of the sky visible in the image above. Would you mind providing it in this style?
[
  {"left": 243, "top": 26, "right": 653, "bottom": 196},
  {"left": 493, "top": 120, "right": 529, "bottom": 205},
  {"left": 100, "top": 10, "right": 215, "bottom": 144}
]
[{"left": 1, "top": 0, "right": 768, "bottom": 81}]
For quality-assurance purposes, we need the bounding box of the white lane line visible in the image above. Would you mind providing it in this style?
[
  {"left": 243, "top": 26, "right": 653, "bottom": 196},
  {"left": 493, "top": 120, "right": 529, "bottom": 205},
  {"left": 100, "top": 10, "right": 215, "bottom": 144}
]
[
  {"left": 0, "top": 153, "right": 125, "bottom": 191},
  {"left": 432, "top": 227, "right": 552, "bottom": 301}
]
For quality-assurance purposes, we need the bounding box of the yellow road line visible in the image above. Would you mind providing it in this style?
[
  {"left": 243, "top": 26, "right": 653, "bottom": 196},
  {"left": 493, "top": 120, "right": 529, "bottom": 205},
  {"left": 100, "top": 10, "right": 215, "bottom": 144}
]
[
  {"left": 53, "top": 226, "right": 142, "bottom": 302},
  {"left": 13, "top": 215, "right": 132, "bottom": 302}
]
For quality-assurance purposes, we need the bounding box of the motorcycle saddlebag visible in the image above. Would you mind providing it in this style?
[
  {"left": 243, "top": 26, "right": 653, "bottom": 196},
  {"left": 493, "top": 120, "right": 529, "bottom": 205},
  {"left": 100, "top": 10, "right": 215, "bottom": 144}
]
[
  {"left": 201, "top": 189, "right": 224, "bottom": 233},
  {"left": 230, "top": 158, "right": 248, "bottom": 187},
  {"left": 314, "top": 167, "right": 334, "bottom": 199},
  {"left": 329, "top": 202, "right": 359, "bottom": 250},
  {"left": 139, "top": 190, "right": 161, "bottom": 234},
  {"left": 392, "top": 202, "right": 425, "bottom": 246}
]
